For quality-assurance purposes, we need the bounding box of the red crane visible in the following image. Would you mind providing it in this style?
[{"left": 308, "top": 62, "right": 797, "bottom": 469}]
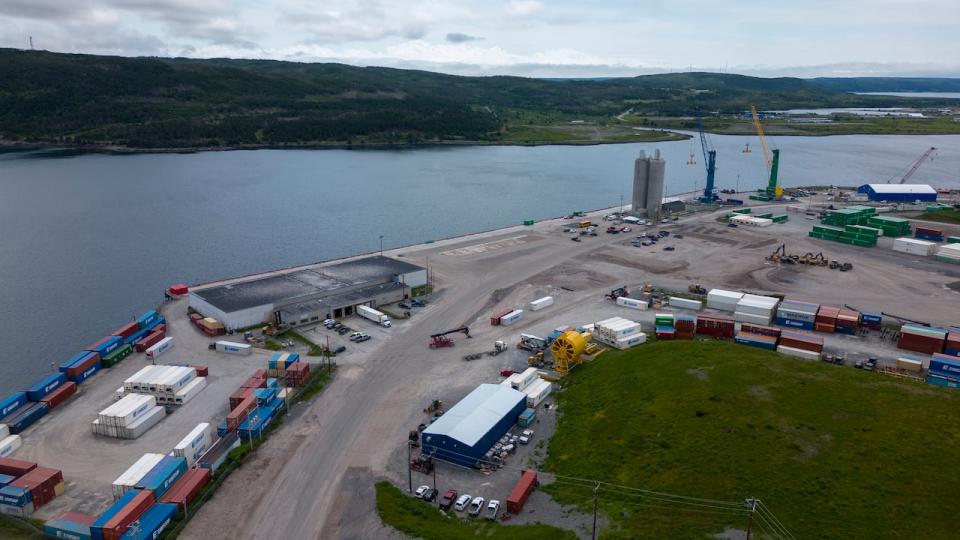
[{"left": 892, "top": 146, "right": 936, "bottom": 184}]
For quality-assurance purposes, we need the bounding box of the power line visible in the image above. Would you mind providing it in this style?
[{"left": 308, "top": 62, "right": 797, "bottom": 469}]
[
  {"left": 756, "top": 503, "right": 797, "bottom": 540},
  {"left": 547, "top": 478, "right": 749, "bottom": 514},
  {"left": 752, "top": 510, "right": 787, "bottom": 540}
]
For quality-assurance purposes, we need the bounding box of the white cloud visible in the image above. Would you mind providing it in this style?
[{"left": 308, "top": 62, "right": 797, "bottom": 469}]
[{"left": 503, "top": 0, "right": 544, "bottom": 17}]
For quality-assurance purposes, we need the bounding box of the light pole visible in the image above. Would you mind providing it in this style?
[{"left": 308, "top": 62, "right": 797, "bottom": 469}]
[{"left": 379, "top": 235, "right": 384, "bottom": 256}]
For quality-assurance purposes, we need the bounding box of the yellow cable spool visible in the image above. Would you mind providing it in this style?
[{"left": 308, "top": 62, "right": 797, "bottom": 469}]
[{"left": 551, "top": 331, "right": 587, "bottom": 376}]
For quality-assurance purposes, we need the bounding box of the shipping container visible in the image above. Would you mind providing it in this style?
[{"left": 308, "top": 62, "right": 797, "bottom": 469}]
[
  {"left": 0, "top": 393, "right": 27, "bottom": 418},
  {"left": 136, "top": 310, "right": 160, "bottom": 331},
  {"left": 668, "top": 296, "right": 702, "bottom": 311},
  {"left": 173, "top": 377, "right": 206, "bottom": 405},
  {"left": 60, "top": 350, "right": 99, "bottom": 373},
  {"left": 930, "top": 354, "right": 960, "bottom": 380},
  {"left": 135, "top": 330, "right": 165, "bottom": 353},
  {"left": 196, "top": 432, "right": 240, "bottom": 473},
  {"left": 10, "top": 466, "right": 63, "bottom": 510},
  {"left": 898, "top": 325, "right": 946, "bottom": 355},
  {"left": 99, "top": 394, "right": 157, "bottom": 427},
  {"left": 2, "top": 402, "right": 49, "bottom": 434},
  {"left": 736, "top": 294, "right": 780, "bottom": 317},
  {"left": 168, "top": 284, "right": 189, "bottom": 296},
  {"left": 499, "top": 310, "right": 524, "bottom": 327},
  {"left": 518, "top": 408, "right": 536, "bottom": 428},
  {"left": 135, "top": 456, "right": 187, "bottom": 499},
  {"left": 44, "top": 512, "right": 96, "bottom": 540},
  {"left": 897, "top": 355, "right": 923, "bottom": 372},
  {"left": 776, "top": 345, "right": 821, "bottom": 361},
  {"left": 735, "top": 331, "right": 777, "bottom": 350},
  {"left": 490, "top": 308, "right": 514, "bottom": 326},
  {"left": 145, "top": 337, "right": 174, "bottom": 360},
  {"left": 0, "top": 485, "right": 32, "bottom": 509},
  {"left": 776, "top": 300, "right": 820, "bottom": 323},
  {"left": 26, "top": 372, "right": 67, "bottom": 402},
  {"left": 615, "top": 296, "right": 648, "bottom": 310},
  {"left": 118, "top": 503, "right": 177, "bottom": 540},
  {"left": 506, "top": 470, "right": 538, "bottom": 514},
  {"left": 214, "top": 341, "right": 252, "bottom": 355},
  {"left": 111, "top": 323, "right": 140, "bottom": 340},
  {"left": 696, "top": 316, "right": 735, "bottom": 339},
  {"left": 529, "top": 296, "right": 554, "bottom": 311},
  {"left": 739, "top": 323, "right": 781, "bottom": 339},
  {"left": 655, "top": 326, "right": 675, "bottom": 341},
  {"left": 112, "top": 453, "right": 165, "bottom": 500},
  {"left": 522, "top": 379, "right": 552, "bottom": 408},
  {"left": 66, "top": 354, "right": 102, "bottom": 384},
  {"left": 0, "top": 456, "right": 36, "bottom": 477},
  {"left": 159, "top": 468, "right": 210, "bottom": 512},
  {"left": 775, "top": 317, "right": 814, "bottom": 330},
  {"left": 87, "top": 336, "right": 122, "bottom": 359},
  {"left": 40, "top": 382, "right": 77, "bottom": 410},
  {"left": 92, "top": 489, "right": 155, "bottom": 540},
  {"left": 778, "top": 331, "right": 824, "bottom": 353},
  {"left": 101, "top": 345, "right": 133, "bottom": 368},
  {"left": 735, "top": 311, "right": 773, "bottom": 325},
  {"left": 226, "top": 397, "right": 257, "bottom": 432},
  {"left": 0, "top": 426, "right": 6, "bottom": 441},
  {"left": 0, "top": 436, "right": 22, "bottom": 458}
]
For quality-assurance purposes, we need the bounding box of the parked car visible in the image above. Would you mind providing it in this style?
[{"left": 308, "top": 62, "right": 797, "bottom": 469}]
[
  {"left": 349, "top": 332, "right": 363, "bottom": 341},
  {"left": 411, "top": 299, "right": 425, "bottom": 307},
  {"left": 422, "top": 488, "right": 438, "bottom": 502},
  {"left": 439, "top": 490, "right": 458, "bottom": 510},
  {"left": 589, "top": 231, "right": 598, "bottom": 236},
  {"left": 661, "top": 218, "right": 670, "bottom": 224},
  {"left": 664, "top": 246, "right": 675, "bottom": 251},
  {"left": 728, "top": 223, "right": 739, "bottom": 228},
  {"left": 399, "top": 302, "right": 411, "bottom": 310},
  {"left": 620, "top": 226, "right": 631, "bottom": 232},
  {"left": 333, "top": 345, "right": 346, "bottom": 354},
  {"left": 563, "top": 227, "right": 574, "bottom": 233},
  {"left": 356, "top": 334, "right": 371, "bottom": 343},
  {"left": 337, "top": 327, "right": 351, "bottom": 335},
  {"left": 323, "top": 319, "right": 336, "bottom": 328},
  {"left": 485, "top": 500, "right": 501, "bottom": 520},
  {"left": 415, "top": 485, "right": 430, "bottom": 498},
  {"left": 454, "top": 494, "right": 472, "bottom": 512},
  {"left": 606, "top": 226, "right": 620, "bottom": 234},
  {"left": 571, "top": 236, "right": 581, "bottom": 242},
  {"left": 674, "top": 234, "right": 684, "bottom": 239},
  {"left": 468, "top": 497, "right": 485, "bottom": 517}
]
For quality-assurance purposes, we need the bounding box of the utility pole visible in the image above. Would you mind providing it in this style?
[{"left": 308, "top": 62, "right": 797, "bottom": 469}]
[
  {"left": 379, "top": 235, "right": 384, "bottom": 256},
  {"left": 745, "top": 498, "right": 759, "bottom": 540},
  {"left": 432, "top": 459, "right": 437, "bottom": 490},
  {"left": 591, "top": 482, "right": 600, "bottom": 540},
  {"left": 407, "top": 442, "right": 413, "bottom": 493}
]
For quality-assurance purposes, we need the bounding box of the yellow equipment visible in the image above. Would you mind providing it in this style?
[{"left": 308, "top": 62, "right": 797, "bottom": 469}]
[
  {"left": 551, "top": 331, "right": 588, "bottom": 376},
  {"left": 750, "top": 105, "right": 784, "bottom": 199}
]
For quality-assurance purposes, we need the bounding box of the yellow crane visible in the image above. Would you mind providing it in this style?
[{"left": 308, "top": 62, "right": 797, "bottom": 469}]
[{"left": 749, "top": 105, "right": 783, "bottom": 201}]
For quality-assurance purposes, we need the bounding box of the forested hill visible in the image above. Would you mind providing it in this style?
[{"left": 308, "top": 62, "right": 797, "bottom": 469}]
[
  {"left": 811, "top": 77, "right": 960, "bottom": 93},
  {"left": 0, "top": 49, "right": 918, "bottom": 149}
]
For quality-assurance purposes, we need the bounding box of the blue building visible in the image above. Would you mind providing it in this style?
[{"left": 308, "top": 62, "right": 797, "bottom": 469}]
[
  {"left": 421, "top": 384, "right": 527, "bottom": 468},
  {"left": 857, "top": 184, "right": 937, "bottom": 202}
]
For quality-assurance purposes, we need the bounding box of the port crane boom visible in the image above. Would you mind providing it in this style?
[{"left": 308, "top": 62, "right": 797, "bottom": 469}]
[
  {"left": 894, "top": 146, "right": 936, "bottom": 184},
  {"left": 696, "top": 111, "right": 718, "bottom": 203},
  {"left": 749, "top": 105, "right": 782, "bottom": 200}
]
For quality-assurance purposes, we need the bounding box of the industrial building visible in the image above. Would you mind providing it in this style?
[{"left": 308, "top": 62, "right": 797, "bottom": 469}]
[
  {"left": 857, "top": 184, "right": 937, "bottom": 202},
  {"left": 631, "top": 149, "right": 666, "bottom": 220},
  {"left": 421, "top": 384, "right": 527, "bottom": 468},
  {"left": 189, "top": 256, "right": 427, "bottom": 330}
]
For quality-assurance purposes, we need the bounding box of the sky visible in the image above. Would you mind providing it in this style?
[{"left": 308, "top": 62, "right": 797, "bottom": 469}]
[{"left": 1, "top": 0, "right": 958, "bottom": 78}]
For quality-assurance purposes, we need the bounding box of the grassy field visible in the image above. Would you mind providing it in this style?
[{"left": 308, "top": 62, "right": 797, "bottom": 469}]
[
  {"left": 375, "top": 481, "right": 577, "bottom": 539},
  {"left": 0, "top": 517, "right": 41, "bottom": 539},
  {"left": 917, "top": 209, "right": 960, "bottom": 225},
  {"left": 542, "top": 340, "right": 960, "bottom": 539}
]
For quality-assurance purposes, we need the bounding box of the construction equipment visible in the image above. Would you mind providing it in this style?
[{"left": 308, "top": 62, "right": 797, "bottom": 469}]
[
  {"left": 604, "top": 287, "right": 629, "bottom": 301},
  {"left": 487, "top": 340, "right": 508, "bottom": 356},
  {"left": 423, "top": 399, "right": 443, "bottom": 415},
  {"left": 749, "top": 105, "right": 783, "bottom": 201},
  {"left": 517, "top": 334, "right": 548, "bottom": 352},
  {"left": 527, "top": 351, "right": 545, "bottom": 366},
  {"left": 800, "top": 252, "right": 828, "bottom": 266},
  {"left": 410, "top": 455, "right": 434, "bottom": 473},
  {"left": 551, "top": 331, "right": 588, "bottom": 376},
  {"left": 888, "top": 146, "right": 937, "bottom": 184},
  {"left": 429, "top": 326, "right": 470, "bottom": 348},
  {"left": 261, "top": 323, "right": 277, "bottom": 336},
  {"left": 766, "top": 244, "right": 798, "bottom": 265},
  {"left": 695, "top": 111, "right": 719, "bottom": 203},
  {"left": 688, "top": 284, "right": 707, "bottom": 295}
]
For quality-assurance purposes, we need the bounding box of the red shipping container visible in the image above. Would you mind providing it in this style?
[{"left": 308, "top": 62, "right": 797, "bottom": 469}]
[
  {"left": 779, "top": 331, "right": 824, "bottom": 353},
  {"left": 675, "top": 330, "right": 695, "bottom": 340},
  {"left": 239, "top": 376, "right": 266, "bottom": 390},
  {"left": 111, "top": 322, "right": 140, "bottom": 340},
  {"left": 816, "top": 306, "right": 840, "bottom": 325},
  {"left": 100, "top": 490, "right": 155, "bottom": 540},
  {"left": 506, "top": 470, "right": 538, "bottom": 514},
  {"left": 86, "top": 336, "right": 113, "bottom": 352},
  {"left": 40, "top": 381, "right": 78, "bottom": 410},
  {"left": 169, "top": 284, "right": 189, "bottom": 296},
  {"left": 159, "top": 468, "right": 211, "bottom": 511},
  {"left": 10, "top": 466, "right": 63, "bottom": 509},
  {"left": 898, "top": 333, "right": 945, "bottom": 355},
  {"left": 135, "top": 330, "right": 165, "bottom": 353},
  {"left": 916, "top": 226, "right": 942, "bottom": 235},
  {"left": 696, "top": 316, "right": 735, "bottom": 339},
  {"left": 0, "top": 456, "right": 37, "bottom": 477},
  {"left": 153, "top": 324, "right": 166, "bottom": 335},
  {"left": 490, "top": 308, "right": 513, "bottom": 326},
  {"left": 189, "top": 313, "right": 203, "bottom": 322},
  {"left": 252, "top": 369, "right": 267, "bottom": 379},
  {"left": 836, "top": 309, "right": 861, "bottom": 328},
  {"left": 57, "top": 512, "right": 97, "bottom": 526},
  {"left": 229, "top": 387, "right": 256, "bottom": 410},
  {"left": 66, "top": 353, "right": 101, "bottom": 380},
  {"left": 190, "top": 365, "right": 209, "bottom": 377},
  {"left": 675, "top": 320, "right": 696, "bottom": 332},
  {"left": 740, "top": 323, "right": 781, "bottom": 338},
  {"left": 814, "top": 322, "right": 835, "bottom": 333},
  {"left": 226, "top": 397, "right": 257, "bottom": 431}
]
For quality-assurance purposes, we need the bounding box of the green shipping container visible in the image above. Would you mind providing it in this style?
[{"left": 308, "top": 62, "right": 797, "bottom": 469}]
[
  {"left": 772, "top": 214, "right": 788, "bottom": 223},
  {"left": 102, "top": 344, "right": 133, "bottom": 368},
  {"left": 947, "top": 236, "right": 960, "bottom": 244},
  {"left": 523, "top": 219, "right": 534, "bottom": 226}
]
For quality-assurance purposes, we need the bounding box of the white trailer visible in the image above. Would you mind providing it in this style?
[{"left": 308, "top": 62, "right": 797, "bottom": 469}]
[
  {"left": 215, "top": 341, "right": 252, "bottom": 355},
  {"left": 616, "top": 296, "right": 648, "bottom": 310},
  {"left": 500, "top": 309, "right": 524, "bottom": 326},
  {"left": 357, "top": 305, "right": 392, "bottom": 327},
  {"left": 529, "top": 296, "right": 554, "bottom": 311}
]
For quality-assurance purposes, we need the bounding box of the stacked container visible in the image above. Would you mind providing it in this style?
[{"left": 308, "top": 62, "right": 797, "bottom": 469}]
[
  {"left": 616, "top": 296, "right": 648, "bottom": 310},
  {"left": 92, "top": 394, "right": 165, "bottom": 439},
  {"left": 735, "top": 294, "right": 780, "bottom": 325},
  {"left": 521, "top": 379, "right": 552, "bottom": 408},
  {"left": 44, "top": 512, "right": 97, "bottom": 540},
  {"left": 60, "top": 351, "right": 102, "bottom": 384},
  {"left": 9, "top": 466, "right": 64, "bottom": 511},
  {"left": 861, "top": 311, "right": 883, "bottom": 331},
  {"left": 1, "top": 402, "right": 49, "bottom": 434},
  {"left": 122, "top": 365, "right": 201, "bottom": 405},
  {"left": 112, "top": 453, "right": 165, "bottom": 499},
  {"left": 696, "top": 315, "right": 735, "bottom": 339},
  {"left": 135, "top": 456, "right": 187, "bottom": 498},
  {"left": 915, "top": 226, "right": 945, "bottom": 242},
  {"left": 90, "top": 489, "right": 155, "bottom": 540},
  {"left": 145, "top": 337, "right": 174, "bottom": 360},
  {"left": 111, "top": 322, "right": 140, "bottom": 340},
  {"left": 119, "top": 503, "right": 177, "bottom": 540},
  {"left": 929, "top": 354, "right": 960, "bottom": 381},
  {"left": 815, "top": 306, "right": 841, "bottom": 333},
  {"left": 775, "top": 300, "right": 820, "bottom": 330},
  {"left": 777, "top": 331, "right": 824, "bottom": 360},
  {"left": 594, "top": 317, "right": 645, "bottom": 349},
  {"left": 945, "top": 331, "right": 960, "bottom": 357},
  {"left": 173, "top": 423, "right": 213, "bottom": 467},
  {"left": 836, "top": 309, "right": 862, "bottom": 335},
  {"left": 135, "top": 329, "right": 166, "bottom": 353},
  {"left": 196, "top": 432, "right": 239, "bottom": 473},
  {"left": 174, "top": 377, "right": 207, "bottom": 405},
  {"left": 707, "top": 289, "right": 743, "bottom": 311},
  {"left": 898, "top": 324, "right": 946, "bottom": 355},
  {"left": 268, "top": 352, "right": 300, "bottom": 378},
  {"left": 935, "top": 243, "right": 960, "bottom": 264},
  {"left": 26, "top": 373, "right": 68, "bottom": 402},
  {"left": 674, "top": 315, "right": 695, "bottom": 339},
  {"left": 238, "top": 398, "right": 284, "bottom": 442},
  {"left": 40, "top": 381, "right": 77, "bottom": 410},
  {"left": 198, "top": 317, "right": 225, "bottom": 336},
  {"left": 101, "top": 345, "right": 133, "bottom": 368},
  {"left": 668, "top": 297, "right": 702, "bottom": 311},
  {"left": 865, "top": 215, "right": 911, "bottom": 237},
  {"left": 160, "top": 467, "right": 211, "bottom": 512},
  {"left": 226, "top": 398, "right": 257, "bottom": 432},
  {"left": 740, "top": 323, "right": 781, "bottom": 339},
  {"left": 87, "top": 337, "right": 123, "bottom": 360},
  {"left": 893, "top": 238, "right": 937, "bottom": 256},
  {"left": 285, "top": 362, "right": 311, "bottom": 387}
]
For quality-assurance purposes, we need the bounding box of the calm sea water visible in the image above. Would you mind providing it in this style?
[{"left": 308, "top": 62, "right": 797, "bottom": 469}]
[{"left": 1, "top": 134, "right": 959, "bottom": 393}]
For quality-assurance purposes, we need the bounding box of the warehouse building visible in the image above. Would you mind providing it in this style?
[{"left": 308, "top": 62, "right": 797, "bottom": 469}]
[
  {"left": 189, "top": 256, "right": 427, "bottom": 330},
  {"left": 421, "top": 384, "right": 527, "bottom": 468},
  {"left": 857, "top": 184, "right": 937, "bottom": 202}
]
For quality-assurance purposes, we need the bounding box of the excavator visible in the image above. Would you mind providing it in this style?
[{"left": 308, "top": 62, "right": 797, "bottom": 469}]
[
  {"left": 604, "top": 287, "right": 629, "bottom": 301},
  {"left": 766, "top": 244, "right": 852, "bottom": 271},
  {"left": 429, "top": 326, "right": 470, "bottom": 348},
  {"left": 766, "top": 244, "right": 798, "bottom": 265}
]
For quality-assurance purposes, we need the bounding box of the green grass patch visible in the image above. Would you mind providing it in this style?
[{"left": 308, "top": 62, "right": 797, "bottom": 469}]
[
  {"left": 292, "top": 369, "right": 331, "bottom": 403},
  {"left": 543, "top": 340, "right": 960, "bottom": 539},
  {"left": 917, "top": 209, "right": 960, "bottom": 225},
  {"left": 501, "top": 126, "right": 580, "bottom": 143},
  {"left": 375, "top": 481, "right": 576, "bottom": 540},
  {"left": 0, "top": 516, "right": 41, "bottom": 539},
  {"left": 263, "top": 339, "right": 281, "bottom": 351}
]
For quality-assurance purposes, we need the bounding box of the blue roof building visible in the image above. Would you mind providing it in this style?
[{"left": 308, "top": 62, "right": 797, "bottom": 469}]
[
  {"left": 857, "top": 184, "right": 937, "bottom": 202},
  {"left": 421, "top": 384, "right": 527, "bottom": 468}
]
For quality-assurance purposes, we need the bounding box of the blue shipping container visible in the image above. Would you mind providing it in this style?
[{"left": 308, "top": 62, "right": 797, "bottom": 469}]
[
  {"left": 91, "top": 491, "right": 140, "bottom": 540},
  {"left": 266, "top": 378, "right": 279, "bottom": 388},
  {"left": 927, "top": 375, "right": 960, "bottom": 389},
  {"left": 930, "top": 355, "right": 960, "bottom": 379},
  {"left": 216, "top": 420, "right": 228, "bottom": 438},
  {"left": 655, "top": 325, "right": 675, "bottom": 333},
  {"left": 120, "top": 503, "right": 177, "bottom": 540},
  {"left": 44, "top": 516, "right": 93, "bottom": 540},
  {"left": 252, "top": 387, "right": 278, "bottom": 404},
  {"left": 124, "top": 328, "right": 150, "bottom": 346},
  {"left": 136, "top": 456, "right": 187, "bottom": 499},
  {"left": 60, "top": 351, "right": 98, "bottom": 373},
  {"left": 862, "top": 312, "right": 882, "bottom": 323},
  {"left": 137, "top": 310, "right": 160, "bottom": 330},
  {"left": 944, "top": 348, "right": 960, "bottom": 357},
  {"left": 69, "top": 361, "right": 102, "bottom": 384},
  {"left": 0, "top": 473, "right": 16, "bottom": 486},
  {"left": 88, "top": 336, "right": 122, "bottom": 358},
  {"left": 735, "top": 335, "right": 777, "bottom": 351},
  {"left": 0, "top": 485, "right": 32, "bottom": 506},
  {"left": 0, "top": 392, "right": 27, "bottom": 418},
  {"left": 25, "top": 372, "right": 67, "bottom": 401},
  {"left": 140, "top": 317, "right": 165, "bottom": 334},
  {"left": 6, "top": 402, "right": 49, "bottom": 434},
  {"left": 776, "top": 317, "right": 815, "bottom": 330}
]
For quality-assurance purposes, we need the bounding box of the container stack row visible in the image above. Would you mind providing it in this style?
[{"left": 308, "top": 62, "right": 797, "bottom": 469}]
[
  {"left": 593, "top": 317, "right": 646, "bottom": 349},
  {"left": 92, "top": 394, "right": 166, "bottom": 439},
  {"left": 122, "top": 364, "right": 206, "bottom": 406},
  {"left": 0, "top": 456, "right": 64, "bottom": 517}
]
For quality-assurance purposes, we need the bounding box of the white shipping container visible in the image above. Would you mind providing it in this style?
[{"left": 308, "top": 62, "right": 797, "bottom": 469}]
[
  {"left": 897, "top": 356, "right": 923, "bottom": 373},
  {"left": 115, "top": 387, "right": 126, "bottom": 401},
  {"left": 145, "top": 337, "right": 174, "bottom": 359},
  {"left": 0, "top": 424, "right": 8, "bottom": 440},
  {"left": 893, "top": 238, "right": 936, "bottom": 256},
  {"left": 523, "top": 379, "right": 553, "bottom": 408},
  {"left": 160, "top": 367, "right": 197, "bottom": 394},
  {"left": 777, "top": 345, "right": 821, "bottom": 361},
  {"left": 215, "top": 341, "right": 253, "bottom": 355},
  {"left": 0, "top": 435, "right": 22, "bottom": 458},
  {"left": 735, "top": 311, "right": 773, "bottom": 325},
  {"left": 500, "top": 309, "right": 524, "bottom": 326},
  {"left": 99, "top": 394, "right": 157, "bottom": 427},
  {"left": 122, "top": 406, "right": 166, "bottom": 439},
  {"left": 174, "top": 423, "right": 213, "bottom": 467},
  {"left": 707, "top": 289, "right": 744, "bottom": 311},
  {"left": 616, "top": 296, "right": 648, "bottom": 310},
  {"left": 529, "top": 296, "right": 554, "bottom": 311},
  {"left": 614, "top": 332, "right": 647, "bottom": 349},
  {"left": 511, "top": 368, "right": 539, "bottom": 391},
  {"left": 668, "top": 297, "right": 702, "bottom": 311},
  {"left": 124, "top": 366, "right": 155, "bottom": 391},
  {"left": 112, "top": 453, "right": 165, "bottom": 499},
  {"left": 173, "top": 377, "right": 207, "bottom": 405}
]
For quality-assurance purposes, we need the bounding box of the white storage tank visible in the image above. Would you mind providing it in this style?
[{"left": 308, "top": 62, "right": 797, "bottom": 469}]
[
  {"left": 500, "top": 309, "right": 524, "bottom": 326},
  {"left": 529, "top": 296, "right": 554, "bottom": 311}
]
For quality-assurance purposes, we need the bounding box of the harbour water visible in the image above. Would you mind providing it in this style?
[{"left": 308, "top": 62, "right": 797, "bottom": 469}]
[{"left": 1, "top": 133, "right": 958, "bottom": 392}]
